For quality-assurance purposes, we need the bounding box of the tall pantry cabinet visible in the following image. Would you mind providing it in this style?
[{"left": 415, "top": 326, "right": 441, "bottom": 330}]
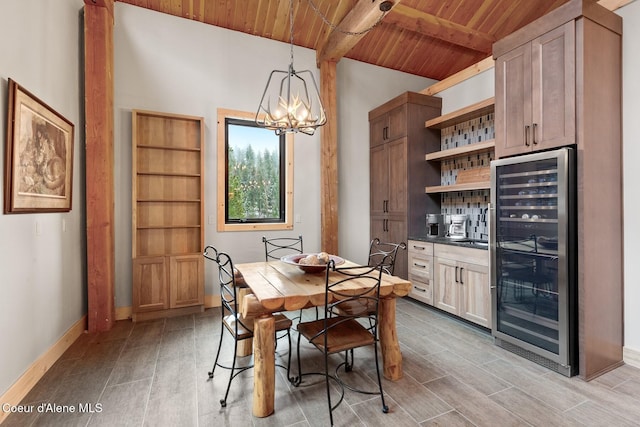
[
  {"left": 369, "top": 92, "right": 441, "bottom": 279},
  {"left": 493, "top": 0, "right": 622, "bottom": 380},
  {"left": 131, "top": 110, "right": 205, "bottom": 321}
]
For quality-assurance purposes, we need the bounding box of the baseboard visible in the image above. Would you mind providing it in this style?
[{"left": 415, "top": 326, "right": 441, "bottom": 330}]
[
  {"left": 624, "top": 345, "right": 640, "bottom": 369},
  {"left": 0, "top": 315, "right": 87, "bottom": 424},
  {"left": 204, "top": 294, "right": 221, "bottom": 308},
  {"left": 114, "top": 295, "right": 221, "bottom": 322},
  {"left": 115, "top": 305, "right": 132, "bottom": 321}
]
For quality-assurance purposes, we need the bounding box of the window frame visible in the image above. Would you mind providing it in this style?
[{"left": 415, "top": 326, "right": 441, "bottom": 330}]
[{"left": 216, "top": 108, "right": 294, "bottom": 232}]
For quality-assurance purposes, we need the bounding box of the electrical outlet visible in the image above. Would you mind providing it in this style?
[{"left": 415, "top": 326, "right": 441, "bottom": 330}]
[{"left": 295, "top": 214, "right": 301, "bottom": 223}]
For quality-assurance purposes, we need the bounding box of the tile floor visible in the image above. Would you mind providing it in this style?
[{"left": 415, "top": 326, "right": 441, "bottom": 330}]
[{"left": 4, "top": 298, "right": 640, "bottom": 426}]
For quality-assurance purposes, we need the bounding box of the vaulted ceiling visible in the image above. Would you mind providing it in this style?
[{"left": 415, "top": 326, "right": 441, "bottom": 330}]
[{"left": 116, "top": 0, "right": 629, "bottom": 80}]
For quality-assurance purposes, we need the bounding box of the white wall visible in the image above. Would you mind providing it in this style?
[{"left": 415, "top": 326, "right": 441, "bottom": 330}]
[
  {"left": 0, "top": 0, "right": 85, "bottom": 397},
  {"left": 336, "top": 59, "right": 437, "bottom": 264},
  {"left": 618, "top": 0, "right": 640, "bottom": 361},
  {"left": 114, "top": 3, "right": 434, "bottom": 304}
]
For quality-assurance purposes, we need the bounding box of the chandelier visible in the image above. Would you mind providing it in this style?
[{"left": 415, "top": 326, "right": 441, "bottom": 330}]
[
  {"left": 255, "top": 0, "right": 326, "bottom": 136},
  {"left": 255, "top": 0, "right": 392, "bottom": 136}
]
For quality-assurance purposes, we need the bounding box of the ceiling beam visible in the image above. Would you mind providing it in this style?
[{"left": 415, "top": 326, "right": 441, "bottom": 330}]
[
  {"left": 316, "top": 0, "right": 396, "bottom": 65},
  {"left": 597, "top": 0, "right": 635, "bottom": 9},
  {"left": 384, "top": 4, "right": 495, "bottom": 54}
]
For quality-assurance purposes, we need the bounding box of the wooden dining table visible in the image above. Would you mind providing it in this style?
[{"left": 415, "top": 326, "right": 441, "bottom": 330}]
[{"left": 235, "top": 259, "right": 412, "bottom": 418}]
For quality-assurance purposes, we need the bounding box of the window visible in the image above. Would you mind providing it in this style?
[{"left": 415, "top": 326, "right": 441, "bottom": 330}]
[{"left": 217, "top": 109, "right": 293, "bottom": 231}]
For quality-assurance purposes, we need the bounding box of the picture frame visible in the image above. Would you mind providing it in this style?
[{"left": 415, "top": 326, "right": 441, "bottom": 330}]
[{"left": 4, "top": 79, "right": 74, "bottom": 213}]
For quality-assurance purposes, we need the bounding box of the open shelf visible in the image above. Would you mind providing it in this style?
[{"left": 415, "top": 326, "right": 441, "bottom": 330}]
[
  {"left": 425, "top": 97, "right": 495, "bottom": 129},
  {"left": 426, "top": 140, "right": 495, "bottom": 161},
  {"left": 425, "top": 181, "right": 491, "bottom": 193}
]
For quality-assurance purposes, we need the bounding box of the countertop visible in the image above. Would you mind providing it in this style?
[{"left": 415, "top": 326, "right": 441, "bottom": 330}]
[{"left": 408, "top": 235, "right": 489, "bottom": 250}]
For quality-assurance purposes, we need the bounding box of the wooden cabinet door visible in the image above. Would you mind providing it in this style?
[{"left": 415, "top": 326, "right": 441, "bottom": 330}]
[
  {"left": 459, "top": 261, "right": 490, "bottom": 328},
  {"left": 169, "top": 255, "right": 204, "bottom": 308},
  {"left": 496, "top": 22, "right": 576, "bottom": 159},
  {"left": 370, "top": 144, "right": 388, "bottom": 217},
  {"left": 495, "top": 42, "right": 532, "bottom": 158},
  {"left": 370, "top": 114, "right": 388, "bottom": 148},
  {"left": 387, "top": 105, "right": 407, "bottom": 142},
  {"left": 370, "top": 216, "right": 386, "bottom": 244},
  {"left": 531, "top": 21, "right": 575, "bottom": 152},
  {"left": 386, "top": 138, "right": 407, "bottom": 215},
  {"left": 387, "top": 217, "right": 408, "bottom": 279},
  {"left": 133, "top": 256, "right": 169, "bottom": 312},
  {"left": 370, "top": 217, "right": 407, "bottom": 278},
  {"left": 434, "top": 257, "right": 459, "bottom": 315}
]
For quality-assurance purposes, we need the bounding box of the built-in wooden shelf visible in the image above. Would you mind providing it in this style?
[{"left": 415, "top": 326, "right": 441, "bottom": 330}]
[
  {"left": 425, "top": 181, "right": 491, "bottom": 194},
  {"left": 425, "top": 97, "right": 495, "bottom": 129},
  {"left": 425, "top": 140, "right": 495, "bottom": 161}
]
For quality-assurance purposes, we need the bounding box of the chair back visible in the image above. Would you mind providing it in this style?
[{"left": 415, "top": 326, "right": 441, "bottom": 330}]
[
  {"left": 323, "top": 258, "right": 387, "bottom": 331},
  {"left": 262, "top": 235, "right": 303, "bottom": 261},
  {"left": 367, "top": 238, "right": 407, "bottom": 275},
  {"left": 203, "top": 246, "right": 250, "bottom": 330}
]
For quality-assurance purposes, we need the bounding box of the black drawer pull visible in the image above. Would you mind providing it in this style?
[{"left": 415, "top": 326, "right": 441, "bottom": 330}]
[
  {"left": 412, "top": 245, "right": 425, "bottom": 250},
  {"left": 413, "top": 263, "right": 426, "bottom": 268},
  {"left": 413, "top": 286, "right": 427, "bottom": 293}
]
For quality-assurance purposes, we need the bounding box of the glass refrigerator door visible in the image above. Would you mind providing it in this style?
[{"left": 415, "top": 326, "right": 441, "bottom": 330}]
[{"left": 491, "top": 148, "right": 573, "bottom": 362}]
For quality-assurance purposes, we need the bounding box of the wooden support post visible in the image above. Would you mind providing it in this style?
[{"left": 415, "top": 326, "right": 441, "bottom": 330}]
[
  {"left": 84, "top": 0, "right": 115, "bottom": 332},
  {"left": 320, "top": 61, "right": 339, "bottom": 255},
  {"left": 252, "top": 315, "right": 275, "bottom": 417},
  {"left": 379, "top": 297, "right": 403, "bottom": 380}
]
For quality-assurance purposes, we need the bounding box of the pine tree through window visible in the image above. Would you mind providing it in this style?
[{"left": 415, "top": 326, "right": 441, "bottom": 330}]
[{"left": 225, "top": 118, "right": 285, "bottom": 223}]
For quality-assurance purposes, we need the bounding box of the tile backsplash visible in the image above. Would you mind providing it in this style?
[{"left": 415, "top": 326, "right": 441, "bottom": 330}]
[
  {"left": 441, "top": 113, "right": 495, "bottom": 150},
  {"left": 441, "top": 191, "right": 490, "bottom": 240},
  {"left": 436, "top": 112, "right": 495, "bottom": 241}
]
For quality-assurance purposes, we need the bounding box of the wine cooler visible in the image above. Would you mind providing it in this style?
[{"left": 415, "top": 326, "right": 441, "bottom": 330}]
[{"left": 490, "top": 147, "right": 577, "bottom": 376}]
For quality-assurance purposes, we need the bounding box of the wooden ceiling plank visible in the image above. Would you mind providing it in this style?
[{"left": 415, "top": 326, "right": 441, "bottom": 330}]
[
  {"left": 192, "top": 0, "right": 204, "bottom": 21},
  {"left": 385, "top": 4, "right": 495, "bottom": 54},
  {"left": 316, "top": 0, "right": 395, "bottom": 64}
]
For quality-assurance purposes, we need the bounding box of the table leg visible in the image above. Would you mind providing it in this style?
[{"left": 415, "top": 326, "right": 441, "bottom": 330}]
[
  {"left": 379, "top": 296, "right": 403, "bottom": 380},
  {"left": 237, "top": 288, "right": 253, "bottom": 357},
  {"left": 253, "top": 315, "right": 275, "bottom": 417}
]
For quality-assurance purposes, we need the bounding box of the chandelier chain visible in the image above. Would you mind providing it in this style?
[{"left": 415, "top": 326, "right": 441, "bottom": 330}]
[{"left": 305, "top": 0, "right": 388, "bottom": 36}]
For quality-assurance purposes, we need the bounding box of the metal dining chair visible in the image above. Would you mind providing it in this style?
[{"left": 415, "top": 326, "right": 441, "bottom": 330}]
[
  {"left": 291, "top": 259, "right": 389, "bottom": 426},
  {"left": 203, "top": 245, "right": 293, "bottom": 407},
  {"left": 262, "top": 235, "right": 318, "bottom": 321}
]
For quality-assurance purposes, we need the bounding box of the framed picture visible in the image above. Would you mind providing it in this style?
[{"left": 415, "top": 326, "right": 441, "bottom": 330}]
[{"left": 4, "top": 79, "right": 74, "bottom": 213}]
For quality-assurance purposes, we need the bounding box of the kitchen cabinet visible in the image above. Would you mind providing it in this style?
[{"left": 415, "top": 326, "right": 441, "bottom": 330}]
[
  {"left": 131, "top": 110, "right": 205, "bottom": 321},
  {"left": 407, "top": 240, "right": 434, "bottom": 305},
  {"left": 492, "top": 0, "right": 623, "bottom": 379},
  {"left": 369, "top": 92, "right": 441, "bottom": 279},
  {"left": 370, "top": 105, "right": 408, "bottom": 148},
  {"left": 433, "top": 244, "right": 490, "bottom": 328},
  {"left": 495, "top": 22, "right": 575, "bottom": 158}
]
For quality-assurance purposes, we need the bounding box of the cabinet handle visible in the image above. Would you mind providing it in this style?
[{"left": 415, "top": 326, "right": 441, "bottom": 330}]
[
  {"left": 413, "top": 286, "right": 427, "bottom": 293},
  {"left": 525, "top": 125, "right": 531, "bottom": 146},
  {"left": 384, "top": 219, "right": 388, "bottom": 232},
  {"left": 413, "top": 245, "right": 425, "bottom": 250},
  {"left": 460, "top": 267, "right": 464, "bottom": 285},
  {"left": 455, "top": 266, "right": 459, "bottom": 283},
  {"left": 413, "top": 263, "right": 426, "bottom": 269},
  {"left": 532, "top": 123, "right": 538, "bottom": 145},
  {"left": 384, "top": 200, "right": 388, "bottom": 213}
]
